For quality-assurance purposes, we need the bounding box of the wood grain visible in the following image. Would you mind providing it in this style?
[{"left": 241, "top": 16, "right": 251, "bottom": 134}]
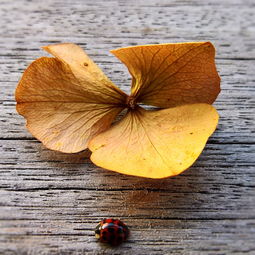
[{"left": 0, "top": 0, "right": 255, "bottom": 254}]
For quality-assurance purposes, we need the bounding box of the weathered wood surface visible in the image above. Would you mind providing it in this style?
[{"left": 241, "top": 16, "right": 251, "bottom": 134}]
[{"left": 0, "top": 0, "right": 255, "bottom": 254}]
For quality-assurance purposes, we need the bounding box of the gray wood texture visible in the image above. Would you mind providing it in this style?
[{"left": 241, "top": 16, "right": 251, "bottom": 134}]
[{"left": 1, "top": 0, "right": 255, "bottom": 254}]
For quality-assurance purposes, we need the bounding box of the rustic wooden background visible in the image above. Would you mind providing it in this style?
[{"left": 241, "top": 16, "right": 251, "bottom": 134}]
[{"left": 1, "top": 0, "right": 255, "bottom": 254}]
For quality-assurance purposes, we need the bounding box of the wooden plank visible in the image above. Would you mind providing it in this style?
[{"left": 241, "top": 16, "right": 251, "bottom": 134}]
[{"left": 0, "top": 0, "right": 255, "bottom": 254}]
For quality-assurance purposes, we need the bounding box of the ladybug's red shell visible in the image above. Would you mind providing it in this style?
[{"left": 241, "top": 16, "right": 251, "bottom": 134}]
[{"left": 95, "top": 219, "right": 129, "bottom": 246}]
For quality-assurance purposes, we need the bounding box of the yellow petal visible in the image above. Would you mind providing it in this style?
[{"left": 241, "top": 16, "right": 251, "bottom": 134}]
[
  {"left": 111, "top": 42, "right": 220, "bottom": 108},
  {"left": 89, "top": 104, "right": 219, "bottom": 179},
  {"left": 16, "top": 45, "right": 126, "bottom": 153}
]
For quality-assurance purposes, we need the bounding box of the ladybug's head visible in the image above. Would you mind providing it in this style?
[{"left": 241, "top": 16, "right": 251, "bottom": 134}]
[{"left": 95, "top": 223, "right": 101, "bottom": 239}]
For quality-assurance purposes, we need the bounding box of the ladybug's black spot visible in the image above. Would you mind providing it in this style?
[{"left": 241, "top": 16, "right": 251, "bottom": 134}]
[
  {"left": 109, "top": 233, "right": 116, "bottom": 244},
  {"left": 117, "top": 227, "right": 123, "bottom": 234},
  {"left": 108, "top": 227, "right": 115, "bottom": 233}
]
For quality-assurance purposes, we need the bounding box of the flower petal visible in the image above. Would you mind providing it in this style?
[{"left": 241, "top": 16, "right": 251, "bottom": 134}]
[
  {"left": 16, "top": 45, "right": 126, "bottom": 153},
  {"left": 89, "top": 104, "right": 219, "bottom": 179},
  {"left": 43, "top": 43, "right": 126, "bottom": 98},
  {"left": 111, "top": 42, "right": 220, "bottom": 108}
]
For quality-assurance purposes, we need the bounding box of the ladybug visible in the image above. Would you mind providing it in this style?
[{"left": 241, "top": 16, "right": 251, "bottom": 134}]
[{"left": 95, "top": 219, "right": 129, "bottom": 246}]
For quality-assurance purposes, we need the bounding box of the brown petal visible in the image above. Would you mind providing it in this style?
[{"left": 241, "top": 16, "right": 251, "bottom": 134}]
[
  {"left": 111, "top": 42, "right": 220, "bottom": 108},
  {"left": 16, "top": 44, "right": 127, "bottom": 153}
]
